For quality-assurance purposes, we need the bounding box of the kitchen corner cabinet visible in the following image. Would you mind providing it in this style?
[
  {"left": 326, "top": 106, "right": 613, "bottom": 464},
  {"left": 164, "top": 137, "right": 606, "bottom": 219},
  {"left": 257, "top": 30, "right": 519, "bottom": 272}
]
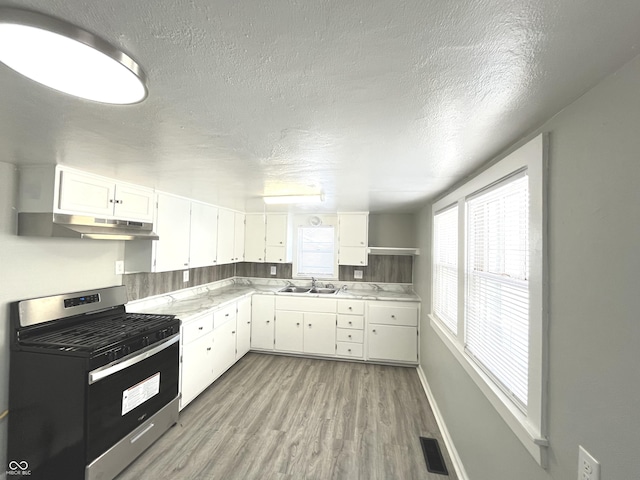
[
  {"left": 338, "top": 212, "right": 369, "bottom": 266},
  {"left": 189, "top": 201, "right": 218, "bottom": 268},
  {"left": 244, "top": 213, "right": 266, "bottom": 262},
  {"left": 125, "top": 192, "right": 191, "bottom": 273},
  {"left": 251, "top": 294, "right": 275, "bottom": 350},
  {"left": 18, "top": 165, "right": 154, "bottom": 222},
  {"left": 367, "top": 301, "right": 419, "bottom": 364}
]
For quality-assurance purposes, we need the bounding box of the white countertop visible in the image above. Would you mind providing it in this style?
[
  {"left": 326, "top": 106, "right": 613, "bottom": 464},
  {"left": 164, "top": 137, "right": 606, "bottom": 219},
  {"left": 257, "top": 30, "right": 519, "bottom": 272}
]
[{"left": 127, "top": 278, "right": 420, "bottom": 321}]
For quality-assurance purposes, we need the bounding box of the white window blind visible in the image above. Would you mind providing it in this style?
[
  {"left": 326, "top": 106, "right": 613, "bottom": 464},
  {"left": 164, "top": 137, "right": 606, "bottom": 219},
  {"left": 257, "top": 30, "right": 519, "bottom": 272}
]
[
  {"left": 297, "top": 226, "right": 335, "bottom": 277},
  {"left": 466, "top": 172, "right": 529, "bottom": 410},
  {"left": 433, "top": 205, "right": 458, "bottom": 334}
]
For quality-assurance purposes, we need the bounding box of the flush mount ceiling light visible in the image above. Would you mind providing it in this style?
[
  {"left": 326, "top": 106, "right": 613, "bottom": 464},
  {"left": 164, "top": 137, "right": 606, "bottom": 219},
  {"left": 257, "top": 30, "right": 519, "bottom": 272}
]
[
  {"left": 0, "top": 8, "right": 147, "bottom": 104},
  {"left": 263, "top": 193, "right": 324, "bottom": 205}
]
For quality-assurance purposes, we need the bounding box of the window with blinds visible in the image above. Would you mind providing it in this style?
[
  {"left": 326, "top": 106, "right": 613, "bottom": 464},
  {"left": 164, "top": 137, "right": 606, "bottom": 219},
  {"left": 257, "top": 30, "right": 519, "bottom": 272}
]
[
  {"left": 433, "top": 205, "right": 458, "bottom": 334},
  {"left": 465, "top": 172, "right": 529, "bottom": 410}
]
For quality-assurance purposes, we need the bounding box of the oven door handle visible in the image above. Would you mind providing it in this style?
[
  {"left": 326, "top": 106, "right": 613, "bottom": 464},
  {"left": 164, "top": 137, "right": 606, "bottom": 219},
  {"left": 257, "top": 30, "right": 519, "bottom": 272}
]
[{"left": 88, "top": 334, "right": 179, "bottom": 385}]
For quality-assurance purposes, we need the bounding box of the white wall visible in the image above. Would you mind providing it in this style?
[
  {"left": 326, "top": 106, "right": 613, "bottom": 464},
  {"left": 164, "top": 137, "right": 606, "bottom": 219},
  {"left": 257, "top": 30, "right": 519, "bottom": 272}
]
[
  {"left": 0, "top": 162, "right": 123, "bottom": 473},
  {"left": 414, "top": 54, "right": 640, "bottom": 479}
]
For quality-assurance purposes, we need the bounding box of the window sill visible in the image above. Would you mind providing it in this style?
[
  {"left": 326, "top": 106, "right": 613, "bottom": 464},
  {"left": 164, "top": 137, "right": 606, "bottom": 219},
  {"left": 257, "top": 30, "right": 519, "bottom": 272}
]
[{"left": 428, "top": 314, "right": 549, "bottom": 467}]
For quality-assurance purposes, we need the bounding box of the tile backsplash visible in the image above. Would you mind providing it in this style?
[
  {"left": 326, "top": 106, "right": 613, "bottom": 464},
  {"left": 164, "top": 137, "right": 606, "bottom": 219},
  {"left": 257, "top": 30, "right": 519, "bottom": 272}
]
[{"left": 124, "top": 255, "right": 413, "bottom": 301}]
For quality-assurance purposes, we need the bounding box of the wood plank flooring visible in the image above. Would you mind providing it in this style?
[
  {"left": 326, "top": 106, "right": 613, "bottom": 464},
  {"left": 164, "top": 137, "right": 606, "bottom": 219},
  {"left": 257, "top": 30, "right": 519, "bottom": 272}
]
[{"left": 116, "top": 353, "right": 458, "bottom": 480}]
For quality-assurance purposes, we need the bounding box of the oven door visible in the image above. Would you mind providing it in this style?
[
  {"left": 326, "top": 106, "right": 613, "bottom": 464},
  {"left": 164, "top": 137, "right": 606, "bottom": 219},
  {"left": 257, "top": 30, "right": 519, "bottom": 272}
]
[{"left": 86, "top": 334, "right": 179, "bottom": 463}]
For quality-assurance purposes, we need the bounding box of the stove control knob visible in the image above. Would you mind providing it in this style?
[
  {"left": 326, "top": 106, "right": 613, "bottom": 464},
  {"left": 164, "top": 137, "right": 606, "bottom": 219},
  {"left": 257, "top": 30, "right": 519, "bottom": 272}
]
[
  {"left": 142, "top": 336, "right": 150, "bottom": 347},
  {"left": 122, "top": 345, "right": 131, "bottom": 356},
  {"left": 107, "top": 351, "right": 116, "bottom": 363},
  {"left": 167, "top": 326, "right": 174, "bottom": 335}
]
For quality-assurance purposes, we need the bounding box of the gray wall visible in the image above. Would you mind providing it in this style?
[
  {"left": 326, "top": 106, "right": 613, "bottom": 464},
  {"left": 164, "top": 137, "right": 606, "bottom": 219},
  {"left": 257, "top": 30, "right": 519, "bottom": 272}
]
[
  {"left": 414, "top": 54, "right": 640, "bottom": 479},
  {"left": 369, "top": 213, "right": 416, "bottom": 247},
  {"left": 0, "top": 163, "right": 123, "bottom": 474}
]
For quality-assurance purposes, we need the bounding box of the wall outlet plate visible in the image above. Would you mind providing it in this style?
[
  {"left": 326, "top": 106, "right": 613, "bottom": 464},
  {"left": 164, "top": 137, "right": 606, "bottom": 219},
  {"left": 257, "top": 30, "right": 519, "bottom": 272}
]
[
  {"left": 270, "top": 266, "right": 277, "bottom": 275},
  {"left": 183, "top": 270, "right": 189, "bottom": 283},
  {"left": 115, "top": 260, "right": 125, "bottom": 275},
  {"left": 354, "top": 270, "right": 363, "bottom": 279},
  {"left": 578, "top": 445, "right": 600, "bottom": 480}
]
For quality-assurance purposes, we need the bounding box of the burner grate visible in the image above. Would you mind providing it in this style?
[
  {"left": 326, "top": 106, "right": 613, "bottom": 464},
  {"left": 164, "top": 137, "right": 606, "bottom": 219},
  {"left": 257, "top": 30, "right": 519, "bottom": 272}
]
[{"left": 20, "top": 312, "right": 176, "bottom": 352}]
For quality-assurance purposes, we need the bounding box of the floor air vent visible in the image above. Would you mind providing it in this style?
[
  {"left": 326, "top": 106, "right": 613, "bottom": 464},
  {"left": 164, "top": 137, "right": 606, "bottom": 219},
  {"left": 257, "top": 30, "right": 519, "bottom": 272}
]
[{"left": 419, "top": 436, "right": 449, "bottom": 475}]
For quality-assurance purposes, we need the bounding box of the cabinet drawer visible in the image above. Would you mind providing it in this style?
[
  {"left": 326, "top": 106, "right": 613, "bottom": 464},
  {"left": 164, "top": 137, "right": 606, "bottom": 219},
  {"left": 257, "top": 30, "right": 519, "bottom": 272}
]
[
  {"left": 214, "top": 303, "right": 237, "bottom": 328},
  {"left": 336, "top": 328, "right": 363, "bottom": 343},
  {"left": 337, "top": 299, "right": 364, "bottom": 315},
  {"left": 337, "top": 315, "right": 364, "bottom": 330},
  {"left": 368, "top": 303, "right": 418, "bottom": 326},
  {"left": 182, "top": 314, "right": 213, "bottom": 344},
  {"left": 336, "top": 342, "right": 363, "bottom": 358}
]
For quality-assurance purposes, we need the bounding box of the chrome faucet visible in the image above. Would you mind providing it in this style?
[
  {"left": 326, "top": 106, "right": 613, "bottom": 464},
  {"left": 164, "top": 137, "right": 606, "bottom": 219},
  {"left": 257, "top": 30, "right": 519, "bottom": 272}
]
[{"left": 311, "top": 277, "right": 317, "bottom": 288}]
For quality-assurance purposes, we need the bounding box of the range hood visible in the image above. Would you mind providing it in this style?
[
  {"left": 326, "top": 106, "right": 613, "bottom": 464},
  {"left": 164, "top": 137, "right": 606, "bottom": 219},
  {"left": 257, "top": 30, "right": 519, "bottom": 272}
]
[{"left": 18, "top": 213, "right": 159, "bottom": 241}]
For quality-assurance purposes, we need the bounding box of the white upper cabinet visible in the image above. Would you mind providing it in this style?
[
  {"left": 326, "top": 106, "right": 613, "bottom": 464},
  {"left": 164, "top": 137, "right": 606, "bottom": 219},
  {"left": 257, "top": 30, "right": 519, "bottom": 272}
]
[
  {"left": 338, "top": 212, "right": 369, "bottom": 266},
  {"left": 265, "top": 213, "right": 290, "bottom": 263},
  {"left": 125, "top": 192, "right": 191, "bottom": 272},
  {"left": 244, "top": 214, "right": 266, "bottom": 262},
  {"left": 19, "top": 165, "right": 154, "bottom": 222},
  {"left": 189, "top": 201, "right": 218, "bottom": 268},
  {"left": 234, "top": 212, "right": 245, "bottom": 262},
  {"left": 216, "top": 208, "right": 235, "bottom": 265}
]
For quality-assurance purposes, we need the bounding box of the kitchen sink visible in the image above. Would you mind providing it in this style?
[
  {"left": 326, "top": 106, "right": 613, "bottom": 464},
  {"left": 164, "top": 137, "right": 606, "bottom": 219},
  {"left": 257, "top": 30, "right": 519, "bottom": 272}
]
[
  {"left": 277, "top": 286, "right": 339, "bottom": 295},
  {"left": 278, "top": 286, "right": 311, "bottom": 293},
  {"left": 308, "top": 288, "right": 338, "bottom": 295}
]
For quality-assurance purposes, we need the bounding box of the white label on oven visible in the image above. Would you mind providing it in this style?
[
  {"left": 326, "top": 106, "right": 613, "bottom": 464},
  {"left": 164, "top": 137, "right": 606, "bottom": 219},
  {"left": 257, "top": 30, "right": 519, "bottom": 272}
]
[{"left": 122, "top": 372, "right": 160, "bottom": 416}]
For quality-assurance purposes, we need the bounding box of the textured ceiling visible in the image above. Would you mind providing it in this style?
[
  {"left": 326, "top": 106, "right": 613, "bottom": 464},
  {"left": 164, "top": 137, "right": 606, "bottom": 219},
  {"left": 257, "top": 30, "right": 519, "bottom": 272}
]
[{"left": 1, "top": 0, "right": 640, "bottom": 213}]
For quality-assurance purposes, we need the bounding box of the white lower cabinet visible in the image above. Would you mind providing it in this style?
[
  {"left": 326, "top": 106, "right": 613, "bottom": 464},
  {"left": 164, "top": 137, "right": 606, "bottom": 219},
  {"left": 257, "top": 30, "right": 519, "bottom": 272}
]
[
  {"left": 236, "top": 297, "right": 252, "bottom": 359},
  {"left": 212, "top": 319, "right": 237, "bottom": 380},
  {"left": 251, "top": 294, "right": 275, "bottom": 350},
  {"left": 275, "top": 311, "right": 303, "bottom": 352},
  {"left": 366, "top": 301, "right": 419, "bottom": 364},
  {"left": 180, "top": 297, "right": 251, "bottom": 410},
  {"left": 303, "top": 312, "right": 336, "bottom": 355}
]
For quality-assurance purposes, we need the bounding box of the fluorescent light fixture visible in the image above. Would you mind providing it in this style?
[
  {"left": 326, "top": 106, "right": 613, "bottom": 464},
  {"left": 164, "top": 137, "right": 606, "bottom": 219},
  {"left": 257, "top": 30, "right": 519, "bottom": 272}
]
[
  {"left": 0, "top": 9, "right": 147, "bottom": 104},
  {"left": 263, "top": 194, "right": 324, "bottom": 205}
]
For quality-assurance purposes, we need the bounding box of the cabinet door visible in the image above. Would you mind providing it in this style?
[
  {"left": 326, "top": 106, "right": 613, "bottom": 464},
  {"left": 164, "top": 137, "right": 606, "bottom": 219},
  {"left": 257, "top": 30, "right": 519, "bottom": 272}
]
[
  {"left": 236, "top": 297, "right": 252, "bottom": 359},
  {"left": 367, "top": 324, "right": 418, "bottom": 363},
  {"left": 339, "top": 213, "right": 368, "bottom": 247},
  {"left": 58, "top": 169, "right": 115, "bottom": 217},
  {"left": 265, "top": 245, "right": 286, "bottom": 263},
  {"left": 113, "top": 184, "right": 154, "bottom": 222},
  {"left": 189, "top": 202, "right": 219, "bottom": 268},
  {"left": 180, "top": 332, "right": 214, "bottom": 409},
  {"left": 266, "top": 214, "right": 288, "bottom": 246},
  {"left": 303, "top": 312, "right": 336, "bottom": 356},
  {"left": 244, "top": 214, "right": 266, "bottom": 262},
  {"left": 216, "top": 209, "right": 235, "bottom": 265},
  {"left": 233, "top": 212, "right": 245, "bottom": 262},
  {"left": 338, "top": 246, "right": 368, "bottom": 266},
  {"left": 251, "top": 295, "right": 275, "bottom": 350},
  {"left": 212, "top": 320, "right": 237, "bottom": 380},
  {"left": 154, "top": 193, "right": 191, "bottom": 272},
  {"left": 275, "top": 311, "right": 303, "bottom": 352}
]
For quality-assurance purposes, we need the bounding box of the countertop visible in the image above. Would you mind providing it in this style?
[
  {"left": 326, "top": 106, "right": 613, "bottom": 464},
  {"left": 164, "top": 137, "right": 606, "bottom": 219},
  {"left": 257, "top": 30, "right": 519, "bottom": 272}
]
[{"left": 127, "top": 278, "right": 420, "bottom": 322}]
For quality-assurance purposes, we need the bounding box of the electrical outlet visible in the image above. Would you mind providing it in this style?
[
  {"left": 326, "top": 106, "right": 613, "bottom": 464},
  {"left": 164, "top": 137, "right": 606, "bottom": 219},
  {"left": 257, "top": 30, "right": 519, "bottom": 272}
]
[
  {"left": 270, "top": 266, "right": 277, "bottom": 275},
  {"left": 578, "top": 446, "right": 600, "bottom": 480},
  {"left": 115, "top": 260, "right": 125, "bottom": 275},
  {"left": 183, "top": 270, "right": 189, "bottom": 283},
  {"left": 354, "top": 270, "right": 363, "bottom": 279}
]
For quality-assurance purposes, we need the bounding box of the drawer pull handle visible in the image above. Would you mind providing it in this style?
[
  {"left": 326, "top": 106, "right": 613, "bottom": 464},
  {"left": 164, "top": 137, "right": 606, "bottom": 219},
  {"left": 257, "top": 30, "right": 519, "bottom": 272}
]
[
  {"left": 232, "top": 331, "right": 235, "bottom": 334},
  {"left": 348, "top": 349, "right": 352, "bottom": 352},
  {"left": 308, "top": 323, "right": 312, "bottom": 327},
  {"left": 198, "top": 326, "right": 203, "bottom": 330},
  {"left": 391, "top": 315, "right": 396, "bottom": 318},
  {"left": 296, "top": 323, "right": 300, "bottom": 326},
  {"left": 348, "top": 321, "right": 352, "bottom": 325},
  {"left": 207, "top": 347, "right": 212, "bottom": 351},
  {"left": 348, "top": 306, "right": 352, "bottom": 310},
  {"left": 225, "top": 313, "right": 229, "bottom": 317},
  {"left": 348, "top": 335, "right": 352, "bottom": 338},
  {"left": 266, "top": 320, "right": 270, "bottom": 324},
  {"left": 373, "top": 329, "right": 376, "bottom": 333}
]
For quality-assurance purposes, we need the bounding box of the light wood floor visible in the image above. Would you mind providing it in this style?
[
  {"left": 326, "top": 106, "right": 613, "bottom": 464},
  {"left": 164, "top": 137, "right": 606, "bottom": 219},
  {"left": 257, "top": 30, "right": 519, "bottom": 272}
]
[{"left": 116, "top": 353, "right": 457, "bottom": 480}]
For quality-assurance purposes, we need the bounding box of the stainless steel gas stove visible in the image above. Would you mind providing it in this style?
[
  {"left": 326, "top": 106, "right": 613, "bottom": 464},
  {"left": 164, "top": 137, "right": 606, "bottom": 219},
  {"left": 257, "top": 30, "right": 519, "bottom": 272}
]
[{"left": 8, "top": 286, "right": 181, "bottom": 480}]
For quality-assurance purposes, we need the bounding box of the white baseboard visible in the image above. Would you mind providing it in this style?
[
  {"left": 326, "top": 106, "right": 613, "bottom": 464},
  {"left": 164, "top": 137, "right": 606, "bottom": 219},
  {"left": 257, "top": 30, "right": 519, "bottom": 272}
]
[{"left": 416, "top": 365, "right": 469, "bottom": 480}]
